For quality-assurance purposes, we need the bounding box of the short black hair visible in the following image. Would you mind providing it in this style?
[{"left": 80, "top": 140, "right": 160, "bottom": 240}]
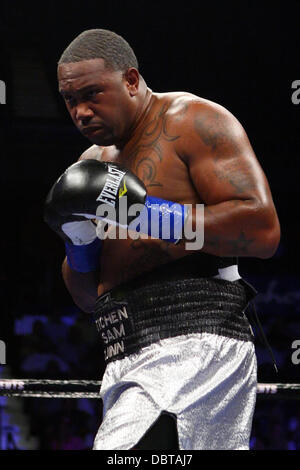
[{"left": 58, "top": 29, "right": 139, "bottom": 71}]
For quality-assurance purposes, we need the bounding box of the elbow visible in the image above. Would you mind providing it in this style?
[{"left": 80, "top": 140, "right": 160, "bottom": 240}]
[
  {"left": 61, "top": 258, "right": 98, "bottom": 313},
  {"left": 256, "top": 209, "right": 281, "bottom": 259},
  {"left": 258, "top": 226, "right": 281, "bottom": 259},
  {"left": 72, "top": 296, "right": 95, "bottom": 314}
]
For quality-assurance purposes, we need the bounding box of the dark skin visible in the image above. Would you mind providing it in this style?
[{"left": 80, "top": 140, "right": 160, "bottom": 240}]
[{"left": 58, "top": 58, "right": 280, "bottom": 312}]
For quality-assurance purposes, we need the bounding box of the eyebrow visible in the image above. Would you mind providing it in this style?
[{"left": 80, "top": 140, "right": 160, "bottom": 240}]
[{"left": 59, "top": 84, "right": 100, "bottom": 96}]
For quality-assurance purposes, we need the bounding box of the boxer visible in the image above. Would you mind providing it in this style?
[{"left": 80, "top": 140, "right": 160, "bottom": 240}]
[{"left": 45, "top": 29, "right": 280, "bottom": 450}]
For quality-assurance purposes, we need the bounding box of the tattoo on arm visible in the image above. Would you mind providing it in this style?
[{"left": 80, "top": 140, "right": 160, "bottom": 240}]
[
  {"left": 227, "top": 231, "right": 255, "bottom": 255},
  {"left": 194, "top": 111, "right": 241, "bottom": 162},
  {"left": 205, "top": 230, "right": 255, "bottom": 255},
  {"left": 194, "top": 111, "right": 256, "bottom": 196},
  {"left": 194, "top": 111, "right": 228, "bottom": 152},
  {"left": 204, "top": 205, "right": 256, "bottom": 255},
  {"left": 213, "top": 160, "right": 256, "bottom": 195}
]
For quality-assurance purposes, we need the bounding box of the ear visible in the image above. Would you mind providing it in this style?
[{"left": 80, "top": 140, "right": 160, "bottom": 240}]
[{"left": 124, "top": 68, "right": 139, "bottom": 96}]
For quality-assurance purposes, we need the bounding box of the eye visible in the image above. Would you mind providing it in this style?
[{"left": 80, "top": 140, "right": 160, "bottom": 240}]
[
  {"left": 64, "top": 95, "right": 76, "bottom": 106},
  {"left": 87, "top": 90, "right": 97, "bottom": 98},
  {"left": 85, "top": 89, "right": 101, "bottom": 100}
]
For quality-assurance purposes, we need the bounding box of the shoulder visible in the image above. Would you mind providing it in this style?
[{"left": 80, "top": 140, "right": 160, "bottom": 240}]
[
  {"left": 78, "top": 144, "right": 120, "bottom": 162},
  {"left": 78, "top": 145, "right": 104, "bottom": 161},
  {"left": 159, "top": 92, "right": 241, "bottom": 131},
  {"left": 157, "top": 92, "right": 247, "bottom": 156}
]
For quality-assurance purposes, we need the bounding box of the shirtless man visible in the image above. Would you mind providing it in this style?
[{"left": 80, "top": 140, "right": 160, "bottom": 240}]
[{"left": 45, "top": 29, "right": 280, "bottom": 450}]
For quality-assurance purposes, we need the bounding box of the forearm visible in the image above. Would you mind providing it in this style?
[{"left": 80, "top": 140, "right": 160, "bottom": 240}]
[
  {"left": 187, "top": 199, "right": 280, "bottom": 258},
  {"left": 62, "top": 257, "right": 100, "bottom": 313}
]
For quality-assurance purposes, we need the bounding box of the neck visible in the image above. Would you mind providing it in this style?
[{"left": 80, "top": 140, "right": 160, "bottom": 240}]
[{"left": 116, "top": 85, "right": 153, "bottom": 150}]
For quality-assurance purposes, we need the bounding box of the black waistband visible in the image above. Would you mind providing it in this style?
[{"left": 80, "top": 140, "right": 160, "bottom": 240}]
[
  {"left": 110, "top": 252, "right": 238, "bottom": 290},
  {"left": 94, "top": 276, "right": 256, "bottom": 364}
]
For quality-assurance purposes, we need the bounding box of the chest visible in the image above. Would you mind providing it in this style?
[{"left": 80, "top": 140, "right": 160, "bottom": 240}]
[{"left": 101, "top": 133, "right": 198, "bottom": 203}]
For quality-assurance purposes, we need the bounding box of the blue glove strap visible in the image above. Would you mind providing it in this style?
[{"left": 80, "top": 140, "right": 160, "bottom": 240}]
[
  {"left": 65, "top": 238, "right": 102, "bottom": 273},
  {"left": 137, "top": 196, "right": 186, "bottom": 243}
]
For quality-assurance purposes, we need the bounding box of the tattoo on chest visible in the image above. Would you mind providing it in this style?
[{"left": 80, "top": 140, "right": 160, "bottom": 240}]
[{"left": 128, "top": 103, "right": 181, "bottom": 188}]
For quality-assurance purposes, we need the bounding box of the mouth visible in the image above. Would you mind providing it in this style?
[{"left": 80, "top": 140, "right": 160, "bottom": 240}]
[{"left": 81, "top": 126, "right": 103, "bottom": 136}]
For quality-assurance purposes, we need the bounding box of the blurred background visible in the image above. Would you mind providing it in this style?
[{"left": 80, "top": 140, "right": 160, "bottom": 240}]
[{"left": 0, "top": 0, "right": 299, "bottom": 450}]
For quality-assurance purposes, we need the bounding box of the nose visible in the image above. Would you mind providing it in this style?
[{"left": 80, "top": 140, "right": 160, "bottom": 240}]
[{"left": 75, "top": 102, "right": 94, "bottom": 124}]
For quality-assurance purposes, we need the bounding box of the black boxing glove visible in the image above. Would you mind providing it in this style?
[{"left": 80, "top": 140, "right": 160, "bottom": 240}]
[
  {"left": 45, "top": 159, "right": 188, "bottom": 245},
  {"left": 44, "top": 165, "right": 104, "bottom": 273}
]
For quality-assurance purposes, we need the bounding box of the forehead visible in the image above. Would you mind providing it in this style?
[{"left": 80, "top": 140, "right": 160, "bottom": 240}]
[{"left": 58, "top": 58, "right": 117, "bottom": 91}]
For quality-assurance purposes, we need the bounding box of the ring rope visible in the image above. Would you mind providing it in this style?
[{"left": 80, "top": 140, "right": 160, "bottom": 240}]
[
  {"left": 0, "top": 379, "right": 101, "bottom": 399},
  {"left": 0, "top": 380, "right": 299, "bottom": 399}
]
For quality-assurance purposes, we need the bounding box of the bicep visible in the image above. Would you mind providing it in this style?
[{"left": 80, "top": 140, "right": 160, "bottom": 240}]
[{"left": 183, "top": 105, "right": 271, "bottom": 206}]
